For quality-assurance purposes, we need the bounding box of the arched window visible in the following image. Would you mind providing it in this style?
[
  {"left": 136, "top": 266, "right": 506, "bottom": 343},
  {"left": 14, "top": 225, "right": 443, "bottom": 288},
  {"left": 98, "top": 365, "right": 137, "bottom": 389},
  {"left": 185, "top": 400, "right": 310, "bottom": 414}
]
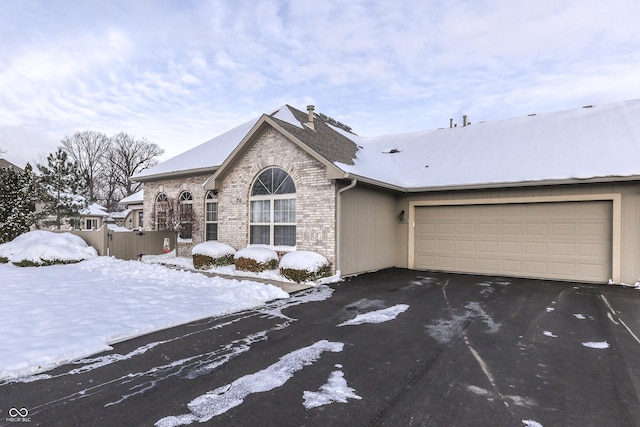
[
  {"left": 205, "top": 190, "right": 218, "bottom": 241},
  {"left": 249, "top": 167, "right": 296, "bottom": 246},
  {"left": 155, "top": 193, "right": 170, "bottom": 230},
  {"left": 179, "top": 191, "right": 193, "bottom": 239}
]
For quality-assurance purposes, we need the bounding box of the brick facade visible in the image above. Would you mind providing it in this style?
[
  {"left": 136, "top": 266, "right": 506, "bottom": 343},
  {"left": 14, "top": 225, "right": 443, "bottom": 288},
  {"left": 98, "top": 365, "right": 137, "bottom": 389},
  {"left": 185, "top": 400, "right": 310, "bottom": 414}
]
[
  {"left": 142, "top": 173, "right": 210, "bottom": 256},
  {"left": 143, "top": 126, "right": 337, "bottom": 267}
]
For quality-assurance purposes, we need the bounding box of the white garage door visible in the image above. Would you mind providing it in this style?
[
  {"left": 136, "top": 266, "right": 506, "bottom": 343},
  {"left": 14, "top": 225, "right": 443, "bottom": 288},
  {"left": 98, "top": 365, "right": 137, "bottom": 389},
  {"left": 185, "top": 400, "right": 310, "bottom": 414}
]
[{"left": 414, "top": 201, "right": 612, "bottom": 283}]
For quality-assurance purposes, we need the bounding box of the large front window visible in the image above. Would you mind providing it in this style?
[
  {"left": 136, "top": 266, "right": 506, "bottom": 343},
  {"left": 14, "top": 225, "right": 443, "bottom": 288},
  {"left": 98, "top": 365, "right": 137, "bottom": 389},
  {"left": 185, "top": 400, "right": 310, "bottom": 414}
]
[{"left": 249, "top": 167, "right": 296, "bottom": 246}]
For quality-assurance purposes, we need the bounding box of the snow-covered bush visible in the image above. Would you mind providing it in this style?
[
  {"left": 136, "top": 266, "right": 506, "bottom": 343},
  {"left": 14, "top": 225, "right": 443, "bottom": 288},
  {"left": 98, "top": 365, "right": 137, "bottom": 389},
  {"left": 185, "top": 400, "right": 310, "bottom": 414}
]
[
  {"left": 192, "top": 241, "right": 236, "bottom": 270},
  {"left": 280, "top": 251, "right": 331, "bottom": 283},
  {"left": 234, "top": 247, "right": 279, "bottom": 273},
  {"left": 0, "top": 230, "right": 98, "bottom": 267}
]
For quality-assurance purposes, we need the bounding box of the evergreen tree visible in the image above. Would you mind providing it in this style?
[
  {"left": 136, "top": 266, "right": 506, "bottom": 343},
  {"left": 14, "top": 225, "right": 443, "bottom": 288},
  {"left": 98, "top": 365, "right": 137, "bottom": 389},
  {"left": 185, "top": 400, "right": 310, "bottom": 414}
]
[
  {"left": 0, "top": 163, "right": 40, "bottom": 242},
  {"left": 36, "top": 148, "right": 85, "bottom": 229}
]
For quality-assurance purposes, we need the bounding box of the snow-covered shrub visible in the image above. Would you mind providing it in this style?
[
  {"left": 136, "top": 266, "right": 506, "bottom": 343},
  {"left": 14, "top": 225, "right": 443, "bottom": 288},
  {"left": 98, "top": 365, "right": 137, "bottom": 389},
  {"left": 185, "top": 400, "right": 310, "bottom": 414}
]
[
  {"left": 0, "top": 230, "right": 98, "bottom": 267},
  {"left": 234, "top": 247, "right": 279, "bottom": 273},
  {"left": 0, "top": 256, "right": 8, "bottom": 264},
  {"left": 192, "top": 241, "right": 236, "bottom": 270},
  {"left": 280, "top": 251, "right": 331, "bottom": 283}
]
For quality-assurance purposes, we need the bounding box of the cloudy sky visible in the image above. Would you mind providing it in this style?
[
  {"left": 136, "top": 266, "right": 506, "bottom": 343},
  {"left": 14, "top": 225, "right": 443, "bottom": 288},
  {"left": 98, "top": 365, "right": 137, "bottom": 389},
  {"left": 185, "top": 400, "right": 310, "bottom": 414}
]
[{"left": 2, "top": 0, "right": 639, "bottom": 168}]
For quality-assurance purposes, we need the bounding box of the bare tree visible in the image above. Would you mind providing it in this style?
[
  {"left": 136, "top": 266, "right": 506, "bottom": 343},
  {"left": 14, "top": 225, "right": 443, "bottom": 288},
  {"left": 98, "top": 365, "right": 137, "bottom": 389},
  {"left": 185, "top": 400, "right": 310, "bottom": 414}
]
[
  {"left": 61, "top": 131, "right": 110, "bottom": 203},
  {"left": 109, "top": 132, "right": 164, "bottom": 197}
]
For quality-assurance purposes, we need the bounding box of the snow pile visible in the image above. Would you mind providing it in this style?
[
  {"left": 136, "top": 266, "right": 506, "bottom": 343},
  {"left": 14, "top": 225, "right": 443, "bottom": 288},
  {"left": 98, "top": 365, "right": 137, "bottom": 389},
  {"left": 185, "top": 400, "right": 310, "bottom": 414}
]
[
  {"left": 192, "top": 241, "right": 236, "bottom": 258},
  {"left": 0, "top": 256, "right": 288, "bottom": 380},
  {"left": 280, "top": 251, "right": 331, "bottom": 283},
  {"left": 0, "top": 230, "right": 98, "bottom": 265},
  {"left": 235, "top": 246, "right": 278, "bottom": 263},
  {"left": 280, "top": 251, "right": 327, "bottom": 271}
]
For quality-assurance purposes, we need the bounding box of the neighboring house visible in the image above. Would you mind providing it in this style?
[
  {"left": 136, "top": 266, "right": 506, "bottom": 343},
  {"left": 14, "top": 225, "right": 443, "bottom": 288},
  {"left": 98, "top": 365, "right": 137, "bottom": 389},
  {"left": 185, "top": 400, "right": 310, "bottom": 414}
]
[
  {"left": 0, "top": 158, "right": 23, "bottom": 172},
  {"left": 106, "top": 209, "right": 131, "bottom": 228},
  {"left": 119, "top": 189, "right": 144, "bottom": 230},
  {"left": 132, "top": 100, "right": 640, "bottom": 285},
  {"left": 78, "top": 203, "right": 110, "bottom": 230}
]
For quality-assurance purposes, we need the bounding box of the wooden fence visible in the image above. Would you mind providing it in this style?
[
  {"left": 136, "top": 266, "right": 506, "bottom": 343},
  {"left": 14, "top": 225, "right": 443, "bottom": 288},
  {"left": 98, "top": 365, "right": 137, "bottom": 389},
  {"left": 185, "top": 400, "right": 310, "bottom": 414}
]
[{"left": 60, "top": 226, "right": 178, "bottom": 260}]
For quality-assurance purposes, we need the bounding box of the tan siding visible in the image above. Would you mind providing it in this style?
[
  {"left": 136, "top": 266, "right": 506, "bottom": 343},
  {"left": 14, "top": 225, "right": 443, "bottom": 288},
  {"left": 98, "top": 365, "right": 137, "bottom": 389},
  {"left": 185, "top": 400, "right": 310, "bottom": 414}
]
[{"left": 340, "top": 186, "right": 397, "bottom": 275}]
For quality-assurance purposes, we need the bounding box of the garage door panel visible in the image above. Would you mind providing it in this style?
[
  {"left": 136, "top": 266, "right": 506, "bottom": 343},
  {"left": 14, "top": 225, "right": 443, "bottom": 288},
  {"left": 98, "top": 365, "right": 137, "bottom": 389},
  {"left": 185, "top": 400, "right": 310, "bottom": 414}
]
[
  {"left": 501, "top": 222, "right": 522, "bottom": 235},
  {"left": 457, "top": 240, "right": 476, "bottom": 252},
  {"left": 550, "top": 262, "right": 575, "bottom": 276},
  {"left": 457, "top": 223, "right": 476, "bottom": 234},
  {"left": 478, "top": 222, "right": 499, "bottom": 234},
  {"left": 551, "top": 222, "right": 575, "bottom": 236},
  {"left": 478, "top": 258, "right": 499, "bottom": 271},
  {"left": 437, "top": 256, "right": 455, "bottom": 268},
  {"left": 456, "top": 257, "right": 476, "bottom": 269},
  {"left": 551, "top": 242, "right": 575, "bottom": 256},
  {"left": 501, "top": 259, "right": 523, "bottom": 274},
  {"left": 579, "top": 222, "right": 609, "bottom": 236},
  {"left": 478, "top": 240, "right": 499, "bottom": 253},
  {"left": 525, "top": 241, "right": 548, "bottom": 255},
  {"left": 525, "top": 222, "right": 548, "bottom": 235},
  {"left": 414, "top": 201, "right": 612, "bottom": 283},
  {"left": 501, "top": 241, "right": 522, "bottom": 255}
]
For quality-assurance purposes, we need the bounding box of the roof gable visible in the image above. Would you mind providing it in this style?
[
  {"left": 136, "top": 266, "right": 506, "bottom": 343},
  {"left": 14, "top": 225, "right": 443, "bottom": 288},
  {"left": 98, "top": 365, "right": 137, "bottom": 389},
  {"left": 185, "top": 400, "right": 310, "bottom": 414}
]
[
  {"left": 206, "top": 107, "right": 357, "bottom": 188},
  {"left": 131, "top": 105, "right": 357, "bottom": 182}
]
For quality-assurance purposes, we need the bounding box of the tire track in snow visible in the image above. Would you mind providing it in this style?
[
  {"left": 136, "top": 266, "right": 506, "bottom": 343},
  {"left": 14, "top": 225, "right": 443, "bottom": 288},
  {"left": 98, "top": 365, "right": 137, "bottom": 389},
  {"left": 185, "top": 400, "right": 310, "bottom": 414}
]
[{"left": 7, "top": 286, "right": 333, "bottom": 417}]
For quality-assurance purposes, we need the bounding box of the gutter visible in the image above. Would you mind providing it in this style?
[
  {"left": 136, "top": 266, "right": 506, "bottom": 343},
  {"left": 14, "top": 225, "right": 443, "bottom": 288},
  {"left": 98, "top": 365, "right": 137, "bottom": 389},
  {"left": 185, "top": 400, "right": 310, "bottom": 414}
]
[
  {"left": 335, "top": 178, "right": 357, "bottom": 275},
  {"left": 130, "top": 166, "right": 219, "bottom": 183}
]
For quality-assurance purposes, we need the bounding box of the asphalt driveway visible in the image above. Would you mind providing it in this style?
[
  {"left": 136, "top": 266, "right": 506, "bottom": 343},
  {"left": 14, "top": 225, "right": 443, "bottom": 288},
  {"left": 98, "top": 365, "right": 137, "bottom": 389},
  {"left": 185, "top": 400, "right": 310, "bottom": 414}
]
[{"left": 2, "top": 269, "right": 640, "bottom": 426}]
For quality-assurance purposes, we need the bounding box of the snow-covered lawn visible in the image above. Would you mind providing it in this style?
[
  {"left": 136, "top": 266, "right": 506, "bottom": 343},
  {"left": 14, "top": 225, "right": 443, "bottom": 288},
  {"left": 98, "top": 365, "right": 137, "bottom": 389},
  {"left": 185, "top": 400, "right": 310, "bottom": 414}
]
[{"left": 0, "top": 256, "right": 288, "bottom": 381}]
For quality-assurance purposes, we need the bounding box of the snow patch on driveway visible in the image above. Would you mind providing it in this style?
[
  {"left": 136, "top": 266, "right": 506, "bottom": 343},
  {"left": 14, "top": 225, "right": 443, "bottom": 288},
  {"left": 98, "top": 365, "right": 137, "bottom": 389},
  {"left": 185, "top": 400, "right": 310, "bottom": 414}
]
[
  {"left": 338, "top": 304, "right": 409, "bottom": 326},
  {"left": 303, "top": 369, "right": 362, "bottom": 409},
  {"left": 155, "top": 340, "right": 344, "bottom": 426},
  {"left": 582, "top": 341, "right": 610, "bottom": 349}
]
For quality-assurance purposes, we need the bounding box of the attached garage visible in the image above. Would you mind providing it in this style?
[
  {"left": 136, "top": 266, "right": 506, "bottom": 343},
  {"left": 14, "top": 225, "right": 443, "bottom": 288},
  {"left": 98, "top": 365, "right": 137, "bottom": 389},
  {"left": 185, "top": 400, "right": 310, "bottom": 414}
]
[{"left": 412, "top": 199, "right": 614, "bottom": 283}]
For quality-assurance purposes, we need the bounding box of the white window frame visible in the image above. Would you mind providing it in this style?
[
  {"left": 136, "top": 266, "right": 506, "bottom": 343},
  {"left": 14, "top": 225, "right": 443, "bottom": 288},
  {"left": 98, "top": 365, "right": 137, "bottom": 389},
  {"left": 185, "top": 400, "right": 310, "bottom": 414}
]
[
  {"left": 249, "top": 168, "right": 296, "bottom": 247},
  {"left": 205, "top": 190, "right": 218, "bottom": 241}
]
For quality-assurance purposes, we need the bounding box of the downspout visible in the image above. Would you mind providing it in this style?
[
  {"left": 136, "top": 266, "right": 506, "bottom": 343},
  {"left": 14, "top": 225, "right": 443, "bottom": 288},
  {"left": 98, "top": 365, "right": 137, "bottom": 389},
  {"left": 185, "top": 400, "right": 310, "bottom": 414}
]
[{"left": 336, "top": 178, "right": 357, "bottom": 275}]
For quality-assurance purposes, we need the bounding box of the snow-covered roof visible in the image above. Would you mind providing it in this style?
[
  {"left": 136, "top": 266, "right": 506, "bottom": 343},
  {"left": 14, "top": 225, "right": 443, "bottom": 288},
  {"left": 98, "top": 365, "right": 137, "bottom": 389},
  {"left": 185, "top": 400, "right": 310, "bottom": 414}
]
[
  {"left": 339, "top": 99, "right": 640, "bottom": 190},
  {"left": 119, "top": 189, "right": 144, "bottom": 205},
  {"left": 131, "top": 99, "right": 640, "bottom": 191},
  {"left": 80, "top": 203, "right": 109, "bottom": 217},
  {"left": 131, "top": 106, "right": 308, "bottom": 181},
  {"left": 108, "top": 209, "right": 131, "bottom": 219}
]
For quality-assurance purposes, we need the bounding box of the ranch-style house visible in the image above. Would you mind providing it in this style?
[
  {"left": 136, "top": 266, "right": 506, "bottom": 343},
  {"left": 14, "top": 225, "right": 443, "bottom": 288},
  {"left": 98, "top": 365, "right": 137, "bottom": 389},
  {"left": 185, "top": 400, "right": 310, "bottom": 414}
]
[{"left": 132, "top": 100, "right": 640, "bottom": 284}]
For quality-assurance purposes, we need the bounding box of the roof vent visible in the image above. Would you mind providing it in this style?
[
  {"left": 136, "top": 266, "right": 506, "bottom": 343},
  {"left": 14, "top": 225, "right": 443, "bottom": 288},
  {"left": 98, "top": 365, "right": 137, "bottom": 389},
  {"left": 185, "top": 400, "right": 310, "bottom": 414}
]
[
  {"left": 382, "top": 148, "right": 401, "bottom": 154},
  {"left": 305, "top": 105, "right": 315, "bottom": 130},
  {"left": 316, "top": 111, "right": 354, "bottom": 133}
]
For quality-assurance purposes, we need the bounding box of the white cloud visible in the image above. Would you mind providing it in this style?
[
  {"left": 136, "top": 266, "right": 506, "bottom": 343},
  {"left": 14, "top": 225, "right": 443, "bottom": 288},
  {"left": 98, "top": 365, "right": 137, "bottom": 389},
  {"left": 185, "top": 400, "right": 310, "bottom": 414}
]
[{"left": 1, "top": 0, "right": 639, "bottom": 167}]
